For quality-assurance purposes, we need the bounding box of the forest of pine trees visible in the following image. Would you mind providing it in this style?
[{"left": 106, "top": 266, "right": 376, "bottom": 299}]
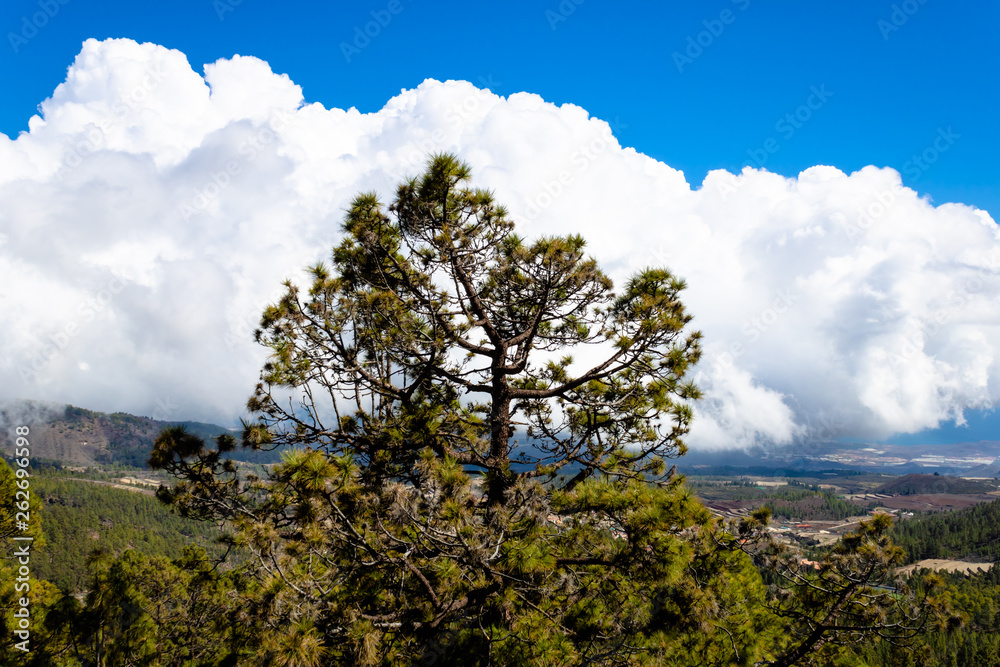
[
  {"left": 891, "top": 496, "right": 1000, "bottom": 562},
  {"left": 29, "top": 474, "right": 225, "bottom": 591},
  {"left": 12, "top": 449, "right": 1000, "bottom": 664}
]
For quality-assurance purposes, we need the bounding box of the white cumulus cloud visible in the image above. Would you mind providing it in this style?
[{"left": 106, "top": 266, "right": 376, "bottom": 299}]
[{"left": 2, "top": 38, "right": 998, "bottom": 449}]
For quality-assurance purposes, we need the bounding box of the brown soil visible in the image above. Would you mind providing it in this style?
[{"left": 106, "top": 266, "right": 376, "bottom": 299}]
[
  {"left": 877, "top": 494, "right": 997, "bottom": 511},
  {"left": 897, "top": 559, "right": 994, "bottom": 576}
]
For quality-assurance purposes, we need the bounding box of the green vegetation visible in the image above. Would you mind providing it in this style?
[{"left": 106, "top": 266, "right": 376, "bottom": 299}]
[
  {"left": 892, "top": 496, "right": 1000, "bottom": 562},
  {"left": 875, "top": 473, "right": 997, "bottom": 496},
  {"left": 31, "top": 474, "right": 225, "bottom": 591},
  {"left": 142, "top": 156, "right": 936, "bottom": 665},
  {"left": 764, "top": 489, "right": 866, "bottom": 522},
  {"left": 852, "top": 568, "right": 1000, "bottom": 666},
  {"left": 0, "top": 156, "right": 954, "bottom": 665},
  {"left": 689, "top": 479, "right": 870, "bottom": 521},
  {"left": 15, "top": 547, "right": 264, "bottom": 665},
  {"left": 0, "top": 403, "right": 287, "bottom": 468},
  {"left": 738, "top": 510, "right": 946, "bottom": 667}
]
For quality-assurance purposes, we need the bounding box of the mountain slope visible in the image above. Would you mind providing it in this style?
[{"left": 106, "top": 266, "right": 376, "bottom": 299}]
[
  {"left": 0, "top": 400, "right": 281, "bottom": 467},
  {"left": 33, "top": 474, "right": 226, "bottom": 591},
  {"left": 875, "top": 473, "right": 997, "bottom": 496},
  {"left": 892, "top": 496, "right": 1000, "bottom": 562}
]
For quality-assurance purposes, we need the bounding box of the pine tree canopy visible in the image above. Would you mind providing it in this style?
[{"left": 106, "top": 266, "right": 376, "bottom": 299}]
[{"left": 134, "top": 154, "right": 944, "bottom": 666}]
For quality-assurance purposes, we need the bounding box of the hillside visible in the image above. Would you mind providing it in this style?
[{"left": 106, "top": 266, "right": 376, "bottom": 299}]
[
  {"left": 31, "top": 474, "right": 227, "bottom": 591},
  {"left": 875, "top": 473, "right": 998, "bottom": 496},
  {"left": 891, "top": 495, "right": 1000, "bottom": 562},
  {"left": 0, "top": 400, "right": 283, "bottom": 467}
]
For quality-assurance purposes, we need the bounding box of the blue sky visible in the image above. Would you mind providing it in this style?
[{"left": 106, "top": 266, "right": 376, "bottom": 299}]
[
  {"left": 2, "top": 0, "right": 997, "bottom": 214},
  {"left": 2, "top": 0, "right": 999, "bottom": 446}
]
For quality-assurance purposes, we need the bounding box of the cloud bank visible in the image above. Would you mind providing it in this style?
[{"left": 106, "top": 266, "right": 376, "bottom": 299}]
[{"left": 2, "top": 38, "right": 998, "bottom": 448}]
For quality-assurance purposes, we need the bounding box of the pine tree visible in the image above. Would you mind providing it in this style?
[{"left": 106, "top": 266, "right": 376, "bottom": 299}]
[
  {"left": 150, "top": 154, "right": 788, "bottom": 665},
  {"left": 734, "top": 509, "right": 954, "bottom": 666},
  {"left": 0, "top": 453, "right": 60, "bottom": 664},
  {"left": 28, "top": 547, "right": 262, "bottom": 666},
  {"left": 149, "top": 154, "right": 941, "bottom": 666}
]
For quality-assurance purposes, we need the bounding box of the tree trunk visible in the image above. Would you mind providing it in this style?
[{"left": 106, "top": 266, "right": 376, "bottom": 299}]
[{"left": 486, "top": 380, "right": 512, "bottom": 510}]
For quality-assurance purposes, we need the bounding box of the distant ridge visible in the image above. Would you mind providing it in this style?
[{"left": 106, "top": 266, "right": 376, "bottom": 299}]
[
  {"left": 0, "top": 399, "right": 280, "bottom": 468},
  {"left": 875, "top": 474, "right": 997, "bottom": 496},
  {"left": 678, "top": 440, "right": 1000, "bottom": 476}
]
